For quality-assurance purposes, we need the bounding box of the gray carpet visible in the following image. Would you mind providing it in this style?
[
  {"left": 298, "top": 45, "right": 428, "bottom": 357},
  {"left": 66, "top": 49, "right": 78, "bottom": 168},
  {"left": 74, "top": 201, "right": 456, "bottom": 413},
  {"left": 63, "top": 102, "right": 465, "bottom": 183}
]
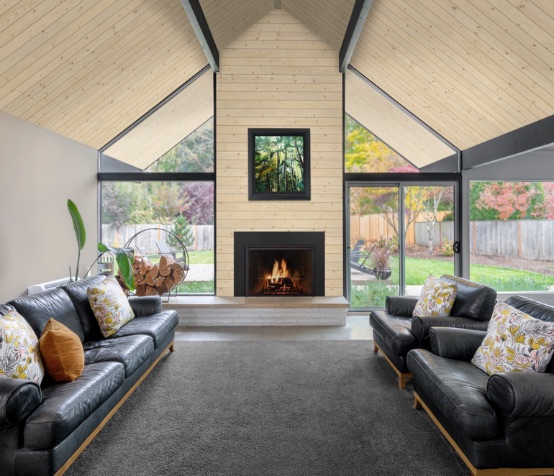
[{"left": 66, "top": 341, "right": 469, "bottom": 476}]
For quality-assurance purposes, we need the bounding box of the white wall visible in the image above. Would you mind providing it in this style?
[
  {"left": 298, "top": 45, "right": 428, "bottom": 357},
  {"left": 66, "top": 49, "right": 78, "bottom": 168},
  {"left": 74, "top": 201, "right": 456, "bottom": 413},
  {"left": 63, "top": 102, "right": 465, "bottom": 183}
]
[{"left": 0, "top": 111, "right": 98, "bottom": 302}]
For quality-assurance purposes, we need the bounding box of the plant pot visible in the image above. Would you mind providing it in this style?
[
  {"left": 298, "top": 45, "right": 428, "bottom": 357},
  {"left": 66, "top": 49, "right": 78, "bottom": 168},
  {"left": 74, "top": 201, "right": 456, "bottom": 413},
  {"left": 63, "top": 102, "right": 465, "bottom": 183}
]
[{"left": 373, "top": 267, "right": 392, "bottom": 280}]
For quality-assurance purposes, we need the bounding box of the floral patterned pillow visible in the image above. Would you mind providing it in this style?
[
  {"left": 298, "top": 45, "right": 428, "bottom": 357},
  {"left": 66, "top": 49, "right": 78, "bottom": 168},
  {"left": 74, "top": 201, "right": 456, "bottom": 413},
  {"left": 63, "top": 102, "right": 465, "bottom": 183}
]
[
  {"left": 87, "top": 276, "right": 135, "bottom": 338},
  {"left": 0, "top": 310, "right": 44, "bottom": 384},
  {"left": 412, "top": 275, "right": 457, "bottom": 317},
  {"left": 472, "top": 302, "right": 554, "bottom": 375}
]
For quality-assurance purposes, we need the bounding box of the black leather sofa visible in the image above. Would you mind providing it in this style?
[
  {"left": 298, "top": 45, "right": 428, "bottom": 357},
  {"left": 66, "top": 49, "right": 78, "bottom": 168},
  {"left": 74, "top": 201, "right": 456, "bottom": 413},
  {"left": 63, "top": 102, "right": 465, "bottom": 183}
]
[
  {"left": 0, "top": 275, "right": 178, "bottom": 476},
  {"left": 407, "top": 295, "right": 554, "bottom": 475},
  {"left": 370, "top": 275, "right": 497, "bottom": 388}
]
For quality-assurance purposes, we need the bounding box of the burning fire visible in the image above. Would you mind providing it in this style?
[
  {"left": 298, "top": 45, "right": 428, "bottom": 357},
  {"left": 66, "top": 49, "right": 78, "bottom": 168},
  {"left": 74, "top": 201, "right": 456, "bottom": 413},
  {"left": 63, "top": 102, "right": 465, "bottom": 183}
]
[{"left": 267, "top": 258, "right": 289, "bottom": 282}]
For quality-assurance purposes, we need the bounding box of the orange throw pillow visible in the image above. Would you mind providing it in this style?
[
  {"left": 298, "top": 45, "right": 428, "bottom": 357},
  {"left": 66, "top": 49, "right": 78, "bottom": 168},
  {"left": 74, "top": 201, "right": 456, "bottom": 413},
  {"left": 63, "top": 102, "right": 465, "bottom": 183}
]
[{"left": 39, "top": 318, "right": 85, "bottom": 382}]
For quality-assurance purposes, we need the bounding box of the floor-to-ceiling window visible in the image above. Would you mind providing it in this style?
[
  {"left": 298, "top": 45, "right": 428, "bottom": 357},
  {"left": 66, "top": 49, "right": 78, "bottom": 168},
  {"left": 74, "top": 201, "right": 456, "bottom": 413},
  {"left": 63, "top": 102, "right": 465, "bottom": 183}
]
[
  {"left": 468, "top": 180, "right": 554, "bottom": 293},
  {"left": 98, "top": 69, "right": 215, "bottom": 295},
  {"left": 344, "top": 114, "right": 460, "bottom": 309}
]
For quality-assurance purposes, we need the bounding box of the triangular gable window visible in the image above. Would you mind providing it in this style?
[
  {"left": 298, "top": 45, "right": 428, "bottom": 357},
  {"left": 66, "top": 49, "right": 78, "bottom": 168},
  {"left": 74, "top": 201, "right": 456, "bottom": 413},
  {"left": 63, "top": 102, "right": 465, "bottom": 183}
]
[{"left": 345, "top": 114, "right": 418, "bottom": 173}]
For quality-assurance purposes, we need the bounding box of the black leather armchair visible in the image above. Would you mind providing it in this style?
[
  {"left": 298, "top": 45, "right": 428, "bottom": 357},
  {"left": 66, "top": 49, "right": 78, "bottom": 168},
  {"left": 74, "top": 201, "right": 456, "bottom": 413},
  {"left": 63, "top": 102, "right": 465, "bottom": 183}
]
[
  {"left": 407, "top": 295, "right": 554, "bottom": 475},
  {"left": 369, "top": 275, "right": 497, "bottom": 388}
]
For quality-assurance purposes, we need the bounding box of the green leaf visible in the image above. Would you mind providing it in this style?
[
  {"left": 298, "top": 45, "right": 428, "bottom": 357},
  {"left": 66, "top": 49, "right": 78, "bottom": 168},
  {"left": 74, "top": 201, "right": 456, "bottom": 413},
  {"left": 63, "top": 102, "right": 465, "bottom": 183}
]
[
  {"left": 97, "top": 243, "right": 135, "bottom": 291},
  {"left": 67, "top": 199, "right": 86, "bottom": 280},
  {"left": 67, "top": 199, "right": 86, "bottom": 250}
]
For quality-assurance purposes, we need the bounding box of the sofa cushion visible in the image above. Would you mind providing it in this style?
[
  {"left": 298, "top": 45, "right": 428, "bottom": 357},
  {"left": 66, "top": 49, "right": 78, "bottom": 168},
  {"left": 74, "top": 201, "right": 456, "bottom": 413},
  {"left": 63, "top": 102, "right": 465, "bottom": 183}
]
[
  {"left": 39, "top": 318, "right": 85, "bottom": 383},
  {"left": 23, "top": 361, "right": 125, "bottom": 450},
  {"left": 0, "top": 310, "right": 44, "bottom": 384},
  {"left": 472, "top": 302, "right": 554, "bottom": 375},
  {"left": 413, "top": 275, "right": 457, "bottom": 318},
  {"left": 440, "top": 275, "right": 497, "bottom": 321},
  {"left": 61, "top": 275, "right": 107, "bottom": 342},
  {"left": 9, "top": 288, "right": 85, "bottom": 342},
  {"left": 369, "top": 311, "right": 416, "bottom": 355},
  {"left": 84, "top": 334, "right": 154, "bottom": 377},
  {"left": 408, "top": 349, "right": 497, "bottom": 440},
  {"left": 110, "top": 311, "right": 178, "bottom": 349},
  {"left": 87, "top": 276, "right": 135, "bottom": 338}
]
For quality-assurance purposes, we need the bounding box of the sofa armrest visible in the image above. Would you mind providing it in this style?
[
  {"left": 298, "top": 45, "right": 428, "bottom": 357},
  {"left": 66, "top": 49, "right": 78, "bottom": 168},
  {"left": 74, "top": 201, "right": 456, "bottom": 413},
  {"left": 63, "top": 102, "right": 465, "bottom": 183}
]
[
  {"left": 385, "top": 296, "right": 418, "bottom": 316},
  {"left": 0, "top": 379, "right": 41, "bottom": 427},
  {"left": 487, "top": 372, "right": 554, "bottom": 418},
  {"left": 411, "top": 315, "right": 489, "bottom": 348},
  {"left": 128, "top": 296, "right": 162, "bottom": 316},
  {"left": 429, "top": 327, "right": 487, "bottom": 361}
]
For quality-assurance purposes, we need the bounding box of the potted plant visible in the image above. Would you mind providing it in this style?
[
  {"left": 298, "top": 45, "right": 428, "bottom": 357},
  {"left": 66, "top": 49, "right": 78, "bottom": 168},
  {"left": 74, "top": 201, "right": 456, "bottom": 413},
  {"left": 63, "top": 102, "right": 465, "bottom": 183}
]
[
  {"left": 371, "top": 241, "right": 393, "bottom": 280},
  {"left": 67, "top": 199, "right": 135, "bottom": 291}
]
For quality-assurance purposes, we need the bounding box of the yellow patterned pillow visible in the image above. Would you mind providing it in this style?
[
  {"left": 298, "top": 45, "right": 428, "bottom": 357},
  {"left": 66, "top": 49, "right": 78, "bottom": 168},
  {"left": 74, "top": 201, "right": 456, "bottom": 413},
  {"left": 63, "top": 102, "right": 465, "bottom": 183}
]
[
  {"left": 412, "top": 275, "right": 457, "bottom": 317},
  {"left": 472, "top": 302, "right": 554, "bottom": 375},
  {"left": 0, "top": 310, "right": 44, "bottom": 384},
  {"left": 87, "top": 276, "right": 135, "bottom": 338}
]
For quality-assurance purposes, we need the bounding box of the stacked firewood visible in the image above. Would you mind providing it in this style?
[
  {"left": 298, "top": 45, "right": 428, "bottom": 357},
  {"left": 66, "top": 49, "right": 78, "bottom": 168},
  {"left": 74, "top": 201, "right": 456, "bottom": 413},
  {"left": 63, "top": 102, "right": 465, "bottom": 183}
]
[{"left": 131, "top": 255, "right": 185, "bottom": 296}]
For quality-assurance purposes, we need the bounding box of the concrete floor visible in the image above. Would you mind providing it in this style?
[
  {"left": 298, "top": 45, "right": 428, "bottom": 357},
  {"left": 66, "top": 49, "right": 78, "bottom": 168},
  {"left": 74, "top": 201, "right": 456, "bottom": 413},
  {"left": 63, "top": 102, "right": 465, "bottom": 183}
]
[{"left": 175, "top": 314, "right": 373, "bottom": 341}]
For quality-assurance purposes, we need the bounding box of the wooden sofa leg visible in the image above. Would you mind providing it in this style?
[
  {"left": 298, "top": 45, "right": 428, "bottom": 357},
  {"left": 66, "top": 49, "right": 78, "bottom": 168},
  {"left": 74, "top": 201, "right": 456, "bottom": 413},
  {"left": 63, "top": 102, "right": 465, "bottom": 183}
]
[
  {"left": 413, "top": 395, "right": 421, "bottom": 409},
  {"left": 169, "top": 342, "right": 175, "bottom": 353},
  {"left": 373, "top": 343, "right": 379, "bottom": 353},
  {"left": 399, "top": 375, "right": 408, "bottom": 390}
]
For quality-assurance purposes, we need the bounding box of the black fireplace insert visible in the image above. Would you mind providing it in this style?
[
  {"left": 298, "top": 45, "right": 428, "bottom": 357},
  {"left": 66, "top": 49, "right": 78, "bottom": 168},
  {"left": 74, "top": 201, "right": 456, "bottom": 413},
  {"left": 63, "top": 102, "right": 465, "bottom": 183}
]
[{"left": 234, "top": 232, "right": 325, "bottom": 297}]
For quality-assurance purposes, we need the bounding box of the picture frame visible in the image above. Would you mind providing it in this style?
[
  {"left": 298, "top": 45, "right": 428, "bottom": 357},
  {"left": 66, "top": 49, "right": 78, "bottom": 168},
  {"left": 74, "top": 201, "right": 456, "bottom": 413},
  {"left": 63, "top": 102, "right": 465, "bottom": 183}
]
[{"left": 248, "top": 128, "right": 311, "bottom": 200}]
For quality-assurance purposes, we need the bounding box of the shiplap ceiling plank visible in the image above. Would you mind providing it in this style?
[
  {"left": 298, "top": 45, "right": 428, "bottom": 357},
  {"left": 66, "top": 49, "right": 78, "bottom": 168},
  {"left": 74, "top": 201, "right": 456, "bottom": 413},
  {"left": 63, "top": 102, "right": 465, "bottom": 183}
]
[
  {"left": 200, "top": 0, "right": 273, "bottom": 49},
  {"left": 0, "top": 0, "right": 553, "bottom": 158},
  {"left": 1, "top": 0, "right": 152, "bottom": 113},
  {"left": 13, "top": 3, "right": 184, "bottom": 119},
  {"left": 345, "top": 69, "right": 455, "bottom": 168},
  {"left": 351, "top": 0, "right": 554, "bottom": 150},
  {"left": 104, "top": 70, "right": 213, "bottom": 169},
  {"left": 0, "top": 0, "right": 131, "bottom": 84},
  {"left": 424, "top": 0, "right": 554, "bottom": 104},
  {"left": 379, "top": 1, "right": 545, "bottom": 126},
  {"left": 0, "top": 0, "right": 206, "bottom": 149},
  {"left": 282, "top": 0, "right": 355, "bottom": 51}
]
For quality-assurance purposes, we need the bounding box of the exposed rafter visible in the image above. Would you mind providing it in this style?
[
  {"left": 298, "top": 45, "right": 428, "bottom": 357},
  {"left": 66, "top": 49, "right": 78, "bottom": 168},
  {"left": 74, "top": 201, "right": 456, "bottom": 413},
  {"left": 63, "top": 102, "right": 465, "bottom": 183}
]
[
  {"left": 181, "top": 0, "right": 219, "bottom": 72},
  {"left": 339, "top": 0, "right": 373, "bottom": 73},
  {"left": 462, "top": 115, "right": 554, "bottom": 170}
]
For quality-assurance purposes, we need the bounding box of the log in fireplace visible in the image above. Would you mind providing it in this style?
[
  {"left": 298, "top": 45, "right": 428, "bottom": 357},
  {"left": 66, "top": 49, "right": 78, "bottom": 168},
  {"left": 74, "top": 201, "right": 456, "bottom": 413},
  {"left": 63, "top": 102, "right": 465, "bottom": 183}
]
[{"left": 234, "top": 232, "right": 325, "bottom": 297}]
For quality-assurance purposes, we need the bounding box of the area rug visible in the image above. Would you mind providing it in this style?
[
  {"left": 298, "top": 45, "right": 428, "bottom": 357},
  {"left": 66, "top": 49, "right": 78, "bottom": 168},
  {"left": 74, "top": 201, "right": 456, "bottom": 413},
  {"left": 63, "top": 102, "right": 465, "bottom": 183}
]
[{"left": 66, "top": 341, "right": 469, "bottom": 476}]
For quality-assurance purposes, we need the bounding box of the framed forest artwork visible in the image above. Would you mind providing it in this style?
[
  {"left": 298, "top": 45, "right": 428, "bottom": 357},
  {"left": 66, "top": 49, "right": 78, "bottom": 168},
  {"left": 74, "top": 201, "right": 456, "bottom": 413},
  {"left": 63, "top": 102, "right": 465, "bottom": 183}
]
[{"left": 248, "top": 128, "right": 311, "bottom": 200}]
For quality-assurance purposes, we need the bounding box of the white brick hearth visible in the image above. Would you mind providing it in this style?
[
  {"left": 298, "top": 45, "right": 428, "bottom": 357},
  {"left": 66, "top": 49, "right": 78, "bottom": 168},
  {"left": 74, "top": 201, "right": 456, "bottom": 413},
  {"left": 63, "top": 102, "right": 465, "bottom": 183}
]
[{"left": 165, "top": 296, "right": 348, "bottom": 326}]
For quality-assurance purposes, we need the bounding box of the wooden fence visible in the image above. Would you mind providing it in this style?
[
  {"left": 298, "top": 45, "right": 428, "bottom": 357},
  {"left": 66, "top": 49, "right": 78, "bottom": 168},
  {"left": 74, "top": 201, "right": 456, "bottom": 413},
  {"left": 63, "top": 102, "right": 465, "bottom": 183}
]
[
  {"left": 101, "top": 224, "right": 214, "bottom": 252},
  {"left": 350, "top": 212, "right": 449, "bottom": 246},
  {"left": 353, "top": 215, "right": 554, "bottom": 260}
]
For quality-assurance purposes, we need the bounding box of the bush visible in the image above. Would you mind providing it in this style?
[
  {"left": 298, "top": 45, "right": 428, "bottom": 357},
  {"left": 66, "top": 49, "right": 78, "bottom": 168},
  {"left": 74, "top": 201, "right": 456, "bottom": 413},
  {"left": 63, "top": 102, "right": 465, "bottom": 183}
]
[{"left": 439, "top": 239, "right": 454, "bottom": 257}]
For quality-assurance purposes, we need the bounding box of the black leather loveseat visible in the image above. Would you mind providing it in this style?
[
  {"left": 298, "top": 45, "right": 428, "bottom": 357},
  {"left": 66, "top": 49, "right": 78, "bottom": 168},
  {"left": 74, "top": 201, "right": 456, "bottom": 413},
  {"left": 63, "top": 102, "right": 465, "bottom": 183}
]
[
  {"left": 370, "top": 275, "right": 497, "bottom": 388},
  {"left": 0, "top": 275, "right": 178, "bottom": 476},
  {"left": 407, "top": 295, "right": 554, "bottom": 475}
]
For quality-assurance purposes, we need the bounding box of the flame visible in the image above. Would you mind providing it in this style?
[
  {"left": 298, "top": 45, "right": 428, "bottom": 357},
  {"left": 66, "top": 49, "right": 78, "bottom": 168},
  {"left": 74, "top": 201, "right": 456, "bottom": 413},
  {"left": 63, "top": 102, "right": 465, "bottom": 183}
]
[{"left": 266, "top": 258, "right": 289, "bottom": 283}]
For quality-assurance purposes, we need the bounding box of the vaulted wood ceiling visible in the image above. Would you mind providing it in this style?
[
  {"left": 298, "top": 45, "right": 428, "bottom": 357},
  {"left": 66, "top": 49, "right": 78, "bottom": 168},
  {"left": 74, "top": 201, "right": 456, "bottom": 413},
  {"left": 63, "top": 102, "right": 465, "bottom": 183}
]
[{"left": 0, "top": 0, "right": 552, "bottom": 168}]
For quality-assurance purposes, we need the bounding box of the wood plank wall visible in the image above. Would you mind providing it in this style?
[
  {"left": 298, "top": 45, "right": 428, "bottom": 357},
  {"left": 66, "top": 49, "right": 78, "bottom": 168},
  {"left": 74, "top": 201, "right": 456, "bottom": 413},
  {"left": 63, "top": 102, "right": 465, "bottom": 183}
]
[{"left": 216, "top": 9, "right": 344, "bottom": 297}]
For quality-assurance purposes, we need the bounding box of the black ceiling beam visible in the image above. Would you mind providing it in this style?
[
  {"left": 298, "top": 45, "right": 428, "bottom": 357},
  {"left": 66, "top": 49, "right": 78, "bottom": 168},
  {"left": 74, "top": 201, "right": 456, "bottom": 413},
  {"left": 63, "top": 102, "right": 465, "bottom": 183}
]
[
  {"left": 462, "top": 114, "right": 554, "bottom": 170},
  {"left": 339, "top": 0, "right": 374, "bottom": 72},
  {"left": 181, "top": 0, "right": 219, "bottom": 72}
]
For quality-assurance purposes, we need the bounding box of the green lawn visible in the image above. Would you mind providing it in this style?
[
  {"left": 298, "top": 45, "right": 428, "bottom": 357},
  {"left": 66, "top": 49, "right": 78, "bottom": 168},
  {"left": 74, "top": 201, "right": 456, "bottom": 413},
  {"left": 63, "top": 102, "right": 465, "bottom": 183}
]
[
  {"left": 352, "top": 256, "right": 554, "bottom": 308},
  {"left": 397, "top": 256, "right": 554, "bottom": 292},
  {"left": 187, "top": 250, "right": 214, "bottom": 265}
]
